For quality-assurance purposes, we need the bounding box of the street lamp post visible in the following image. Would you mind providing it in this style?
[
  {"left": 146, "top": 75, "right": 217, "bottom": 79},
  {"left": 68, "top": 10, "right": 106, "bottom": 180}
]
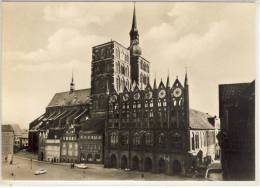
[{"left": 30, "top": 156, "right": 32, "bottom": 170}]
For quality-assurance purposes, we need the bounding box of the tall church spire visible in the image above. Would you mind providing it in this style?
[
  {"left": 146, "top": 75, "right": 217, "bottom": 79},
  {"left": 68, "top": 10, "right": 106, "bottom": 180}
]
[
  {"left": 129, "top": 3, "right": 140, "bottom": 49},
  {"left": 70, "top": 71, "right": 75, "bottom": 93},
  {"left": 131, "top": 3, "right": 137, "bottom": 32}
]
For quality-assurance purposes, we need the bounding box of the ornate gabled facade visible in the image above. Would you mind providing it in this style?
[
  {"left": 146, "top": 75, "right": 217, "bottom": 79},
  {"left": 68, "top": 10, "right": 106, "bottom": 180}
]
[{"left": 104, "top": 74, "right": 217, "bottom": 175}]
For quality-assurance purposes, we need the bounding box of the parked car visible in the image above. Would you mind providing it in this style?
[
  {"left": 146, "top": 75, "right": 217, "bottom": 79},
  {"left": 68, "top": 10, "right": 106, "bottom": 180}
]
[
  {"left": 124, "top": 168, "right": 131, "bottom": 172},
  {"left": 34, "top": 169, "right": 47, "bottom": 175},
  {"left": 205, "top": 168, "right": 223, "bottom": 181},
  {"left": 75, "top": 164, "right": 88, "bottom": 169}
]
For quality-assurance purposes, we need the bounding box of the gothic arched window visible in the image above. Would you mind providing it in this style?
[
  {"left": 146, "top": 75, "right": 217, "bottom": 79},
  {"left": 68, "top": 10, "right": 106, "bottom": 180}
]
[
  {"left": 121, "top": 78, "right": 124, "bottom": 91},
  {"left": 133, "top": 133, "right": 141, "bottom": 145},
  {"left": 140, "top": 74, "right": 143, "bottom": 85},
  {"left": 159, "top": 133, "right": 165, "bottom": 145},
  {"left": 110, "top": 132, "right": 118, "bottom": 145},
  {"left": 121, "top": 134, "right": 129, "bottom": 145},
  {"left": 145, "top": 133, "right": 152, "bottom": 145}
]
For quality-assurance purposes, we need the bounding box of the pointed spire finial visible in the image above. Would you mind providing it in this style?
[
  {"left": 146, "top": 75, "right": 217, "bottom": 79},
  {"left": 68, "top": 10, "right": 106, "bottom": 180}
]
[
  {"left": 129, "top": 2, "right": 139, "bottom": 46},
  {"left": 166, "top": 71, "right": 170, "bottom": 88},
  {"left": 185, "top": 66, "right": 188, "bottom": 85},
  {"left": 153, "top": 73, "right": 157, "bottom": 89},
  {"left": 132, "top": 2, "right": 137, "bottom": 31}
]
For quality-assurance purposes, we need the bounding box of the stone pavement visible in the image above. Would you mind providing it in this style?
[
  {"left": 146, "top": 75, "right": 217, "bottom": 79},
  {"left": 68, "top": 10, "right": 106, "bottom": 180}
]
[{"left": 2, "top": 155, "right": 204, "bottom": 182}]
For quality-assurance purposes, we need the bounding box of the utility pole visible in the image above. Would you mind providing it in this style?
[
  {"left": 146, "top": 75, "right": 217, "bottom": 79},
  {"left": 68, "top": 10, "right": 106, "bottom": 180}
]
[{"left": 30, "top": 156, "right": 32, "bottom": 170}]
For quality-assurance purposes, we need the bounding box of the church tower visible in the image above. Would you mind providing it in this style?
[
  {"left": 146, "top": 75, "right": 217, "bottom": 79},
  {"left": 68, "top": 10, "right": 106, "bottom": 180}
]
[{"left": 129, "top": 4, "right": 150, "bottom": 88}]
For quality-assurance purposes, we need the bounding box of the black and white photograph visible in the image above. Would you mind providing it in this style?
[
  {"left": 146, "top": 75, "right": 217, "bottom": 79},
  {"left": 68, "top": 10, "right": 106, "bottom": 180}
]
[{"left": 0, "top": 0, "right": 257, "bottom": 185}]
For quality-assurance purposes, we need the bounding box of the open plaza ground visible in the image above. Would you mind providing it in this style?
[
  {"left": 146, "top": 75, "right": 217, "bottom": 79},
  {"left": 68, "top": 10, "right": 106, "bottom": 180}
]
[{"left": 2, "top": 154, "right": 205, "bottom": 182}]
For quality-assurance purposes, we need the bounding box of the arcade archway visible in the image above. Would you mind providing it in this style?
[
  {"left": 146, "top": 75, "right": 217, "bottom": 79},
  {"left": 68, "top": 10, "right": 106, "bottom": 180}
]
[
  {"left": 121, "top": 155, "right": 128, "bottom": 169},
  {"left": 144, "top": 157, "right": 153, "bottom": 172},
  {"left": 172, "top": 160, "right": 182, "bottom": 175},
  {"left": 158, "top": 158, "right": 166, "bottom": 173},
  {"left": 132, "top": 156, "right": 140, "bottom": 170},
  {"left": 111, "top": 154, "right": 117, "bottom": 168}
]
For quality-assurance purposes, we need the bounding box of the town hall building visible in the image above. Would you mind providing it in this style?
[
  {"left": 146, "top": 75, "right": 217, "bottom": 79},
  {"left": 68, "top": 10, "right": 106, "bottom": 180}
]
[{"left": 28, "top": 5, "right": 217, "bottom": 176}]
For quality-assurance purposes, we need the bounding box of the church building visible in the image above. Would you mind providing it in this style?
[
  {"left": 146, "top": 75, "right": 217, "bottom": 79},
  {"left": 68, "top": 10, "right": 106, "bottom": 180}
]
[{"left": 28, "top": 5, "right": 217, "bottom": 176}]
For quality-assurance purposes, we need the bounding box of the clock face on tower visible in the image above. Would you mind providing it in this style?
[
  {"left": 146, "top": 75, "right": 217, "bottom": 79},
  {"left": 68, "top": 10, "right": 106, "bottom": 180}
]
[
  {"left": 158, "top": 89, "right": 166, "bottom": 99},
  {"left": 145, "top": 91, "right": 153, "bottom": 99},
  {"left": 133, "top": 93, "right": 140, "bottom": 100},
  {"left": 172, "top": 88, "right": 182, "bottom": 98},
  {"left": 123, "top": 93, "right": 129, "bottom": 101}
]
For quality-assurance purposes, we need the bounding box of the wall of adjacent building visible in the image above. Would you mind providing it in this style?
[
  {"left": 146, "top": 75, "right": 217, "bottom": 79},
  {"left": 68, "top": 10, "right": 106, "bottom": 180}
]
[{"left": 2, "top": 131, "right": 14, "bottom": 157}]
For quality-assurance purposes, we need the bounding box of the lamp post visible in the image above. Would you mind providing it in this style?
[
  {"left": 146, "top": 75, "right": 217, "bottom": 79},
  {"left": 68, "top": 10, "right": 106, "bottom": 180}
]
[{"left": 30, "top": 156, "right": 32, "bottom": 170}]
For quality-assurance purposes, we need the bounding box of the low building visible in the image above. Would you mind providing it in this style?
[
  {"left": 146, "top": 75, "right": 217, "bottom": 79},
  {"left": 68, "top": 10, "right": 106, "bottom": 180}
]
[
  {"left": 1, "top": 125, "right": 15, "bottom": 160},
  {"left": 188, "top": 110, "right": 217, "bottom": 167},
  {"left": 218, "top": 81, "right": 255, "bottom": 180},
  {"left": 9, "top": 124, "right": 23, "bottom": 152},
  {"left": 60, "top": 124, "right": 81, "bottom": 163},
  {"left": 20, "top": 130, "right": 29, "bottom": 149},
  {"left": 39, "top": 128, "right": 63, "bottom": 162},
  {"left": 78, "top": 118, "right": 105, "bottom": 164}
]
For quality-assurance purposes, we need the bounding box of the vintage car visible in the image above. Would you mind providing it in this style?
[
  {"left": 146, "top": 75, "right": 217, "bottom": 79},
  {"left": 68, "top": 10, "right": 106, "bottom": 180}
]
[
  {"left": 34, "top": 169, "right": 47, "bottom": 175},
  {"left": 75, "top": 164, "right": 89, "bottom": 169}
]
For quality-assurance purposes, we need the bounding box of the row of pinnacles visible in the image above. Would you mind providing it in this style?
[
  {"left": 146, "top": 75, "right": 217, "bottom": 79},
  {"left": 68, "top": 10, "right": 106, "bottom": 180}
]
[{"left": 107, "top": 74, "right": 189, "bottom": 110}]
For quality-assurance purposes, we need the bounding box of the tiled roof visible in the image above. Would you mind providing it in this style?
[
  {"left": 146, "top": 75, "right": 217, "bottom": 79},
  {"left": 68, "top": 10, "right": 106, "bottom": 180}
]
[
  {"left": 2, "top": 124, "right": 14, "bottom": 132},
  {"left": 189, "top": 109, "right": 215, "bottom": 130},
  {"left": 47, "top": 88, "right": 91, "bottom": 107}
]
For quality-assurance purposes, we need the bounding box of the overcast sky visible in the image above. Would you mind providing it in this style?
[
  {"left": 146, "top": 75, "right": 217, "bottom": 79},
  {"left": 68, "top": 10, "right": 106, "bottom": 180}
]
[{"left": 2, "top": 2, "right": 256, "bottom": 129}]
